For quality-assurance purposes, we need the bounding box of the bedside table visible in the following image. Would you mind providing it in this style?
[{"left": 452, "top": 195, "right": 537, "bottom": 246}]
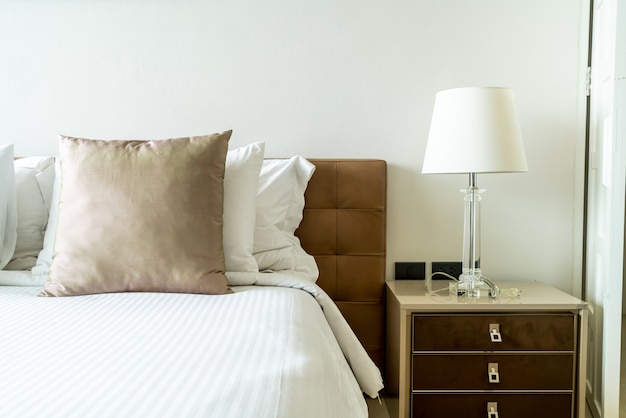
[{"left": 385, "top": 280, "right": 587, "bottom": 418}]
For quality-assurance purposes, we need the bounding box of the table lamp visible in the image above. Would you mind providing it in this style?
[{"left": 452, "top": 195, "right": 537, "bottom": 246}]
[{"left": 422, "top": 87, "right": 528, "bottom": 298}]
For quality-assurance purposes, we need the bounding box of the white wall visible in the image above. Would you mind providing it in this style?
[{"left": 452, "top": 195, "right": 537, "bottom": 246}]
[{"left": 0, "top": 0, "right": 588, "bottom": 293}]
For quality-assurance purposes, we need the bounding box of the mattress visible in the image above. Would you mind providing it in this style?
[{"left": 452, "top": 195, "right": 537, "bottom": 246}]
[{"left": 0, "top": 272, "right": 383, "bottom": 418}]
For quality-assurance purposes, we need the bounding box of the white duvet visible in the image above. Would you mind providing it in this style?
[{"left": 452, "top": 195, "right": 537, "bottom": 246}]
[{"left": 0, "top": 272, "right": 383, "bottom": 418}]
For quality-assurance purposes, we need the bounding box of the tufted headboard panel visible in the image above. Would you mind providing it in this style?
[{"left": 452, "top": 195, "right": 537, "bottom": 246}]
[{"left": 295, "top": 159, "right": 387, "bottom": 371}]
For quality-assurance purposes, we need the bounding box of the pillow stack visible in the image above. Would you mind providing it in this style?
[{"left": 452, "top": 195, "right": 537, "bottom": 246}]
[{"left": 1, "top": 131, "right": 318, "bottom": 296}]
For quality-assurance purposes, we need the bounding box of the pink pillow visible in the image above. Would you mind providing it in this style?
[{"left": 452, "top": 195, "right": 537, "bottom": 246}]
[{"left": 40, "top": 132, "right": 232, "bottom": 297}]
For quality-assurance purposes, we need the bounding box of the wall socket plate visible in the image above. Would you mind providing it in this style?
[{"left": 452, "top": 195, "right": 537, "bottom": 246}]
[
  {"left": 395, "top": 262, "right": 426, "bottom": 280},
  {"left": 431, "top": 261, "right": 462, "bottom": 280}
]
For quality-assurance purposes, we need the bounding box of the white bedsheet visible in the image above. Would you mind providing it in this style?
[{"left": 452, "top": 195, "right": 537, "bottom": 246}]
[{"left": 0, "top": 274, "right": 383, "bottom": 418}]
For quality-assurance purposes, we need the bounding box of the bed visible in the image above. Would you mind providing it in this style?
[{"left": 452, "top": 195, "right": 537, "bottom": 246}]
[{"left": 0, "top": 134, "right": 386, "bottom": 418}]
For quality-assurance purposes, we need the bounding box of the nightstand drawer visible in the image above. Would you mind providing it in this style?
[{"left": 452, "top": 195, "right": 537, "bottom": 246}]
[
  {"left": 412, "top": 353, "right": 574, "bottom": 390},
  {"left": 412, "top": 313, "right": 576, "bottom": 351},
  {"left": 411, "top": 393, "right": 572, "bottom": 418}
]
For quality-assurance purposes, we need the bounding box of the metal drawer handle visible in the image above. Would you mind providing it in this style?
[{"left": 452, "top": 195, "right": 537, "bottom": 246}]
[
  {"left": 487, "top": 402, "right": 499, "bottom": 418},
  {"left": 488, "top": 363, "right": 500, "bottom": 383},
  {"left": 489, "top": 323, "right": 502, "bottom": 343}
]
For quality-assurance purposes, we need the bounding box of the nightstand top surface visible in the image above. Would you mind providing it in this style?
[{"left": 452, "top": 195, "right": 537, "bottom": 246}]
[{"left": 386, "top": 280, "right": 587, "bottom": 311}]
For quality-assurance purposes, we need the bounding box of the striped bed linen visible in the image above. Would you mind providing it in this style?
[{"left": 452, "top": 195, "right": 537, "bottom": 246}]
[{"left": 0, "top": 276, "right": 382, "bottom": 418}]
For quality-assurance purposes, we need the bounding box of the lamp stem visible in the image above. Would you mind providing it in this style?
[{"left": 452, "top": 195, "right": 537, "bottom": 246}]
[{"left": 460, "top": 172, "right": 484, "bottom": 297}]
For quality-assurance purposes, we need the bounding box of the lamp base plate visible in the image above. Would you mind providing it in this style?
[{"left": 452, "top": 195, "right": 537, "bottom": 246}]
[{"left": 455, "top": 276, "right": 497, "bottom": 298}]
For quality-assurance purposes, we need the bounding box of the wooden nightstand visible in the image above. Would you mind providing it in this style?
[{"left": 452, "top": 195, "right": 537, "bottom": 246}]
[{"left": 385, "top": 280, "right": 587, "bottom": 418}]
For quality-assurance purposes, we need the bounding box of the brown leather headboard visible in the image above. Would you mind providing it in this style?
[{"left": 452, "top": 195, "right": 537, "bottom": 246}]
[{"left": 295, "top": 159, "right": 387, "bottom": 371}]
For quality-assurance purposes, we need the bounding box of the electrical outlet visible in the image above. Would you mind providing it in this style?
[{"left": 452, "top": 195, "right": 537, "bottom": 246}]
[
  {"left": 395, "top": 262, "right": 426, "bottom": 280},
  {"left": 432, "top": 261, "right": 462, "bottom": 280}
]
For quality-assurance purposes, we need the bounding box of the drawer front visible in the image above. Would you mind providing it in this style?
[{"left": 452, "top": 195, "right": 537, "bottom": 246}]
[
  {"left": 412, "top": 313, "right": 576, "bottom": 351},
  {"left": 412, "top": 353, "right": 574, "bottom": 390},
  {"left": 412, "top": 393, "right": 572, "bottom": 418}
]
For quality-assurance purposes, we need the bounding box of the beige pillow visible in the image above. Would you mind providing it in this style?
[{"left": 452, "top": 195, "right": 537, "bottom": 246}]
[{"left": 40, "top": 132, "right": 232, "bottom": 297}]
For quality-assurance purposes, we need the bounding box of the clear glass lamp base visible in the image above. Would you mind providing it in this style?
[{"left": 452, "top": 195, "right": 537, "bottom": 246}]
[{"left": 456, "top": 271, "right": 496, "bottom": 298}]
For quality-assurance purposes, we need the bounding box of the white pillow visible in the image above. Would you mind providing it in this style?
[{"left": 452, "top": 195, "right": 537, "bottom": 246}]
[
  {"left": 0, "top": 144, "right": 17, "bottom": 269},
  {"left": 253, "top": 156, "right": 317, "bottom": 278},
  {"left": 5, "top": 157, "right": 55, "bottom": 270},
  {"left": 33, "top": 143, "right": 265, "bottom": 280},
  {"left": 223, "top": 142, "right": 265, "bottom": 272},
  {"left": 31, "top": 160, "right": 60, "bottom": 281}
]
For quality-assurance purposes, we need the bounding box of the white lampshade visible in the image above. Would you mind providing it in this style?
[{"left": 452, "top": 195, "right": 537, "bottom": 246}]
[{"left": 422, "top": 87, "right": 528, "bottom": 174}]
